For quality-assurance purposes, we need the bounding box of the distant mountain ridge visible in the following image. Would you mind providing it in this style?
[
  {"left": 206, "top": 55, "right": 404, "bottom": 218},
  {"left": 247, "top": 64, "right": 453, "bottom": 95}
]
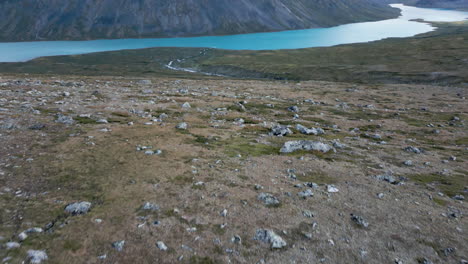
[{"left": 0, "top": 0, "right": 400, "bottom": 42}]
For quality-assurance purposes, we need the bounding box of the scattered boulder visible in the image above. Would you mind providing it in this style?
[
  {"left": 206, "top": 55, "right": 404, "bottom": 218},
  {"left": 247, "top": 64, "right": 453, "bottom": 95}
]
[
  {"left": 231, "top": 235, "right": 242, "bottom": 244},
  {"left": 29, "top": 124, "right": 46, "bottom": 130},
  {"left": 27, "top": 250, "right": 48, "bottom": 264},
  {"left": 157, "top": 241, "right": 168, "bottom": 251},
  {"left": 280, "top": 140, "right": 335, "bottom": 154},
  {"left": 5, "top": 242, "right": 20, "bottom": 250},
  {"left": 141, "top": 202, "right": 160, "bottom": 211},
  {"left": 403, "top": 160, "right": 413, "bottom": 166},
  {"left": 220, "top": 209, "right": 228, "bottom": 217},
  {"left": 18, "top": 232, "right": 28, "bottom": 241},
  {"left": 257, "top": 193, "right": 280, "bottom": 207},
  {"left": 112, "top": 240, "right": 125, "bottom": 252},
  {"left": 65, "top": 201, "right": 92, "bottom": 215},
  {"left": 270, "top": 125, "right": 293, "bottom": 136},
  {"left": 176, "top": 122, "right": 188, "bottom": 130},
  {"left": 351, "top": 214, "right": 369, "bottom": 228},
  {"left": 298, "top": 189, "right": 314, "bottom": 199},
  {"left": 254, "top": 229, "right": 287, "bottom": 249},
  {"left": 287, "top": 106, "right": 299, "bottom": 113},
  {"left": 137, "top": 80, "right": 152, "bottom": 85},
  {"left": 327, "top": 185, "right": 339, "bottom": 193},
  {"left": 375, "top": 172, "right": 403, "bottom": 185},
  {"left": 302, "top": 210, "right": 314, "bottom": 218},
  {"left": 296, "top": 124, "right": 324, "bottom": 135},
  {"left": 181, "top": 102, "right": 191, "bottom": 108},
  {"left": 404, "top": 146, "right": 423, "bottom": 154},
  {"left": 56, "top": 114, "right": 74, "bottom": 125}
]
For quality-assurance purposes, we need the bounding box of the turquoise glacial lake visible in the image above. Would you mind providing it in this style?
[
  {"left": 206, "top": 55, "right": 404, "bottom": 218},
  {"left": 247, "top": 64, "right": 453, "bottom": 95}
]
[{"left": 0, "top": 4, "right": 467, "bottom": 62}]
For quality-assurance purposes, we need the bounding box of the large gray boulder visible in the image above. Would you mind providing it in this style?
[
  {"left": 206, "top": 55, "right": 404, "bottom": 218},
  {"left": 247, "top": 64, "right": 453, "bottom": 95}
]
[
  {"left": 280, "top": 140, "right": 335, "bottom": 154},
  {"left": 27, "top": 250, "right": 48, "bottom": 264},
  {"left": 254, "top": 229, "right": 287, "bottom": 249},
  {"left": 64, "top": 201, "right": 92, "bottom": 215},
  {"left": 257, "top": 193, "right": 281, "bottom": 207},
  {"left": 270, "top": 125, "right": 293, "bottom": 137},
  {"left": 296, "top": 124, "right": 324, "bottom": 135}
]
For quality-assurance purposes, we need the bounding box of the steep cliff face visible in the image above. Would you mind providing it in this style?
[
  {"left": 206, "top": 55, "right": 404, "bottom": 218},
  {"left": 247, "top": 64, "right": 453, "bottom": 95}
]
[{"left": 0, "top": 0, "right": 400, "bottom": 42}]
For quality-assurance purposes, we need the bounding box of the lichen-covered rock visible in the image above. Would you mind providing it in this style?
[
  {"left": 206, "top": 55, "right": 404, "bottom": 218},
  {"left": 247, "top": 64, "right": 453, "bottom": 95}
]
[
  {"left": 257, "top": 193, "right": 280, "bottom": 206},
  {"left": 112, "top": 240, "right": 125, "bottom": 251},
  {"left": 296, "top": 124, "right": 324, "bottom": 135},
  {"left": 176, "top": 122, "right": 188, "bottom": 130},
  {"left": 254, "top": 229, "right": 287, "bottom": 249},
  {"left": 65, "top": 201, "right": 92, "bottom": 215},
  {"left": 27, "top": 250, "right": 48, "bottom": 264},
  {"left": 280, "top": 140, "right": 335, "bottom": 153},
  {"left": 351, "top": 214, "right": 369, "bottom": 228},
  {"left": 270, "top": 125, "right": 293, "bottom": 136}
]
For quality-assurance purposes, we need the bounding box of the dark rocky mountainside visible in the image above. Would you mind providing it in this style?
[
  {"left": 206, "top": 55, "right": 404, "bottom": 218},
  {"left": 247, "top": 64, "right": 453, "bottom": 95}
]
[
  {"left": 383, "top": 0, "right": 468, "bottom": 8},
  {"left": 0, "top": 0, "right": 400, "bottom": 41},
  {"left": 413, "top": 0, "right": 468, "bottom": 8}
]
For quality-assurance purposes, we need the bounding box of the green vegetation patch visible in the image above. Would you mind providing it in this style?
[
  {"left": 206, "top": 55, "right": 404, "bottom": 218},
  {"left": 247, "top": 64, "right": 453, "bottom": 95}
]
[
  {"left": 297, "top": 171, "right": 337, "bottom": 184},
  {"left": 408, "top": 173, "right": 467, "bottom": 197}
]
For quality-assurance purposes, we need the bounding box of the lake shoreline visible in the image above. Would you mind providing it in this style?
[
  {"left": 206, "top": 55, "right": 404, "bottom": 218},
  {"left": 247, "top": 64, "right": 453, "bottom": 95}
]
[{"left": 1, "top": 4, "right": 467, "bottom": 63}]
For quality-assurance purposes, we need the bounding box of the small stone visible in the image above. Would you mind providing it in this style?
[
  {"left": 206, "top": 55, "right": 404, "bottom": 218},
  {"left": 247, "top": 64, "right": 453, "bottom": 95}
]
[
  {"left": 29, "top": 124, "right": 46, "bottom": 130},
  {"left": 231, "top": 235, "right": 242, "bottom": 244},
  {"left": 137, "top": 80, "right": 152, "bottom": 85},
  {"left": 96, "top": 119, "right": 108, "bottom": 124},
  {"left": 302, "top": 210, "right": 314, "bottom": 218},
  {"left": 112, "top": 240, "right": 125, "bottom": 251},
  {"left": 327, "top": 185, "right": 339, "bottom": 193},
  {"left": 181, "top": 102, "right": 191, "bottom": 108},
  {"left": 418, "top": 257, "right": 433, "bottom": 264},
  {"left": 157, "top": 241, "right": 168, "bottom": 251},
  {"left": 404, "top": 146, "right": 423, "bottom": 154},
  {"left": 377, "top": 193, "right": 385, "bottom": 199},
  {"left": 56, "top": 114, "right": 74, "bottom": 125},
  {"left": 375, "top": 173, "right": 401, "bottom": 185},
  {"left": 303, "top": 233, "right": 313, "bottom": 239},
  {"left": 18, "top": 232, "right": 28, "bottom": 241},
  {"left": 270, "top": 125, "right": 293, "bottom": 136},
  {"left": 27, "top": 250, "right": 48, "bottom": 264},
  {"left": 220, "top": 209, "right": 228, "bottom": 217},
  {"left": 280, "top": 140, "right": 335, "bottom": 154},
  {"left": 176, "top": 122, "right": 188, "bottom": 130},
  {"left": 332, "top": 140, "right": 346, "bottom": 149},
  {"left": 141, "top": 202, "right": 160, "bottom": 211},
  {"left": 254, "top": 184, "right": 264, "bottom": 190},
  {"left": 287, "top": 106, "right": 299, "bottom": 113},
  {"left": 452, "top": 195, "right": 464, "bottom": 201},
  {"left": 296, "top": 124, "right": 324, "bottom": 136},
  {"left": 257, "top": 193, "right": 280, "bottom": 206},
  {"left": 442, "top": 247, "right": 455, "bottom": 257},
  {"left": 254, "top": 229, "right": 287, "bottom": 249},
  {"left": 404, "top": 160, "right": 413, "bottom": 166},
  {"left": 351, "top": 214, "right": 369, "bottom": 228},
  {"left": 298, "top": 189, "right": 314, "bottom": 199},
  {"left": 65, "top": 201, "right": 92, "bottom": 215},
  {"left": 5, "top": 242, "right": 20, "bottom": 250}
]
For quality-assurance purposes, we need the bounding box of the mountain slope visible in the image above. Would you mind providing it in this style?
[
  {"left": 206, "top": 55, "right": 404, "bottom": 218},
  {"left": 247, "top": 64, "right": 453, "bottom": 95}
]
[
  {"left": 414, "top": 0, "right": 468, "bottom": 8},
  {"left": 381, "top": 0, "right": 468, "bottom": 8},
  {"left": 0, "top": 0, "right": 400, "bottom": 41}
]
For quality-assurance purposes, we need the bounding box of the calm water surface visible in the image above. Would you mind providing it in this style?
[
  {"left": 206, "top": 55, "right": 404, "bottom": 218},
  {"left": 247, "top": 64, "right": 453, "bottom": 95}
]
[{"left": 0, "top": 4, "right": 467, "bottom": 62}]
